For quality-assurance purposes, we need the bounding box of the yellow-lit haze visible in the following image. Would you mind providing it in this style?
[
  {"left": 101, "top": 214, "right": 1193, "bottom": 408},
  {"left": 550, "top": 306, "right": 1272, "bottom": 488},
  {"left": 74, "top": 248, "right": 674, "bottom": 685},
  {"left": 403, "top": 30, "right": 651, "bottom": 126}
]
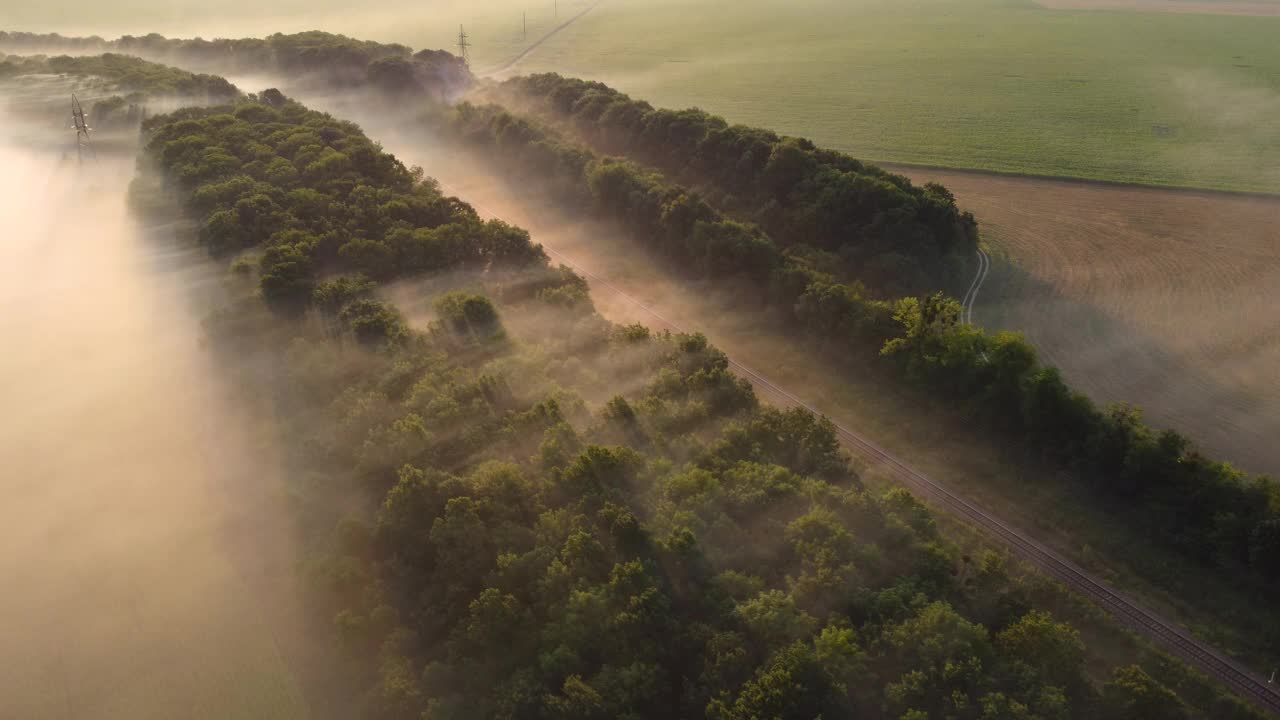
[
  {"left": 0, "top": 0, "right": 591, "bottom": 72},
  {"left": 0, "top": 97, "right": 308, "bottom": 718},
  {"left": 2, "top": 2, "right": 1278, "bottom": 713}
]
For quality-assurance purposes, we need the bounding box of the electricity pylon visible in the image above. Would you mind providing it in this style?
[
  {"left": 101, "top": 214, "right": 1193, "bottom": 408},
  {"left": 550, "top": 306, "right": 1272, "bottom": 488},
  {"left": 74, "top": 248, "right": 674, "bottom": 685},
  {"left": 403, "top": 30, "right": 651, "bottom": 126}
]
[
  {"left": 457, "top": 25, "right": 471, "bottom": 64},
  {"left": 70, "top": 93, "right": 96, "bottom": 163}
]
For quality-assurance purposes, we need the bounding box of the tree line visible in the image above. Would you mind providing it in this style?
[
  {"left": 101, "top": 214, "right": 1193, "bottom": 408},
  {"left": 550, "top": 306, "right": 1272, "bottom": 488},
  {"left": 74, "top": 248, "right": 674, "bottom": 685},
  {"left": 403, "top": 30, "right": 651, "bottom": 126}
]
[
  {"left": 131, "top": 91, "right": 1256, "bottom": 719},
  {"left": 491, "top": 73, "right": 979, "bottom": 297},
  {"left": 0, "top": 51, "right": 240, "bottom": 101},
  {"left": 435, "top": 100, "right": 1280, "bottom": 608},
  {"left": 0, "top": 30, "right": 473, "bottom": 101},
  {"left": 139, "top": 89, "right": 555, "bottom": 317}
]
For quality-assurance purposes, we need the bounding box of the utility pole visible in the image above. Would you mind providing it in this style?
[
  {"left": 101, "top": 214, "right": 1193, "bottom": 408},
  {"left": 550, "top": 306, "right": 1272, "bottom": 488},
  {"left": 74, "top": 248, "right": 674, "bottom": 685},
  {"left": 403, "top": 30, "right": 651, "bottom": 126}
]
[
  {"left": 456, "top": 24, "right": 471, "bottom": 64},
  {"left": 555, "top": 0, "right": 558, "bottom": 19},
  {"left": 523, "top": 12, "right": 527, "bottom": 41}
]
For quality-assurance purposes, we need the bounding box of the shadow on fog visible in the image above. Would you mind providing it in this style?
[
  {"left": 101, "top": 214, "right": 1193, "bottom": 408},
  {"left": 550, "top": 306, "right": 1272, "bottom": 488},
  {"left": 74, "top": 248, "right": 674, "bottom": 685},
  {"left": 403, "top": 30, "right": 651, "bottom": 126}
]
[
  {"left": 0, "top": 92, "right": 314, "bottom": 718},
  {"left": 321, "top": 103, "right": 1280, "bottom": 663},
  {"left": 296, "top": 84, "right": 1280, "bottom": 480}
]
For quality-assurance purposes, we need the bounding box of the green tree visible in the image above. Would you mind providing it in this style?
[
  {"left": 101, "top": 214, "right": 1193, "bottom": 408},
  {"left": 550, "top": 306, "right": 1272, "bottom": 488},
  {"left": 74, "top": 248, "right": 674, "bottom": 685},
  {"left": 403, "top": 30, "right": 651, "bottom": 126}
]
[{"left": 1101, "top": 665, "right": 1188, "bottom": 720}]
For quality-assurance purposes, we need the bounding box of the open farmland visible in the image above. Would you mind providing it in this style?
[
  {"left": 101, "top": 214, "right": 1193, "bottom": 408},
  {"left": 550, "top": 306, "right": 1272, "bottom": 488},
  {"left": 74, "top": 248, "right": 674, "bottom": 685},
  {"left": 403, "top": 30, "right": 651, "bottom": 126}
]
[
  {"left": 488, "top": 0, "right": 1280, "bottom": 193},
  {"left": 10, "top": 0, "right": 1279, "bottom": 191},
  {"left": 898, "top": 165, "right": 1280, "bottom": 478}
]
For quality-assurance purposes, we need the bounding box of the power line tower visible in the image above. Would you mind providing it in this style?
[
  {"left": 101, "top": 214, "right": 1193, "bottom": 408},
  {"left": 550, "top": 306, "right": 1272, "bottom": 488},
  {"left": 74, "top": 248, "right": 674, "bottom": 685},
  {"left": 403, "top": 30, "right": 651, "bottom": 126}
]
[
  {"left": 456, "top": 24, "right": 471, "bottom": 65},
  {"left": 70, "top": 93, "right": 95, "bottom": 163}
]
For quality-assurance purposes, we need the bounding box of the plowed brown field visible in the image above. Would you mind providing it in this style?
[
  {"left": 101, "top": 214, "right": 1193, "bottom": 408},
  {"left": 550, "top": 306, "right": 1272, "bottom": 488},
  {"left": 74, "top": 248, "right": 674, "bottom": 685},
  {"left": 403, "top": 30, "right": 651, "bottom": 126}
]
[{"left": 897, "top": 166, "right": 1280, "bottom": 478}]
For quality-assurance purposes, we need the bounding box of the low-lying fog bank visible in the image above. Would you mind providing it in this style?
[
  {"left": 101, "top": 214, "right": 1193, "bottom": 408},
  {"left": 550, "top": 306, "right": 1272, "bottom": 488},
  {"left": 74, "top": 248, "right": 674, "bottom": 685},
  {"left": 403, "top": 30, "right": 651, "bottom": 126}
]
[{"left": 0, "top": 96, "right": 308, "bottom": 718}]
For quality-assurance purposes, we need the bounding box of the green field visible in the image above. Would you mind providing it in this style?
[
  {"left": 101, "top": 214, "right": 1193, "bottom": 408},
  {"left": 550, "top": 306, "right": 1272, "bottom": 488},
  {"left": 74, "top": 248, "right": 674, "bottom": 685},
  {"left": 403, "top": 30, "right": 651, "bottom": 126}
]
[
  {"left": 476, "top": 0, "right": 1280, "bottom": 193},
  {"left": 11, "top": 0, "right": 1277, "bottom": 191}
]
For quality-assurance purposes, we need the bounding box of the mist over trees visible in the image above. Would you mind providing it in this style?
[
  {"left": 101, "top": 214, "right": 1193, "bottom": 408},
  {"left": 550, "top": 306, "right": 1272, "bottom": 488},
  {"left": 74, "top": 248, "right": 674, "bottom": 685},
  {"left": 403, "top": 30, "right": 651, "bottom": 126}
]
[
  {"left": 127, "top": 91, "right": 1262, "bottom": 720},
  {"left": 0, "top": 30, "right": 473, "bottom": 100},
  {"left": 435, "top": 97, "right": 1280, "bottom": 610},
  {"left": 11, "top": 27, "right": 1272, "bottom": 716},
  {"left": 0, "top": 52, "right": 244, "bottom": 139},
  {"left": 0, "top": 51, "right": 240, "bottom": 101}
]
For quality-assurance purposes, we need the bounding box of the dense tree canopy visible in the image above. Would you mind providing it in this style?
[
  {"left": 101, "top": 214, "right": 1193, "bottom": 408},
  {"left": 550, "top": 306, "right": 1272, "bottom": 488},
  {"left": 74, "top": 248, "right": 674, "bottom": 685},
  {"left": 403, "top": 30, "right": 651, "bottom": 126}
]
[
  {"left": 493, "top": 73, "right": 979, "bottom": 296},
  {"left": 132, "top": 93, "right": 1260, "bottom": 719},
  {"left": 436, "top": 99, "right": 1280, "bottom": 608},
  {"left": 138, "top": 93, "right": 559, "bottom": 316}
]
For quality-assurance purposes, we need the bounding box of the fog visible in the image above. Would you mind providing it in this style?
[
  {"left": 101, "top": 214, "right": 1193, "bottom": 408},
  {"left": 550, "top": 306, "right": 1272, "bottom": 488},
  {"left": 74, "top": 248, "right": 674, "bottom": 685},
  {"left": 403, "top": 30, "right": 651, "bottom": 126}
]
[
  {"left": 249, "top": 83, "right": 911, "bottom": 455},
  {"left": 1, "top": 6, "right": 1276, "bottom": 714},
  {"left": 0, "top": 95, "right": 310, "bottom": 717},
  {"left": 0, "top": 0, "right": 591, "bottom": 73}
]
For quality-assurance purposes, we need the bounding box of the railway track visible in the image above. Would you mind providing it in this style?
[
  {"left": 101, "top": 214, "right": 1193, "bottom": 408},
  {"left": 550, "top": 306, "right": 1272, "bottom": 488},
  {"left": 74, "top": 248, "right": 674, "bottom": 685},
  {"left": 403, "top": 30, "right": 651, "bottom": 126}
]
[
  {"left": 441, "top": 181, "right": 1280, "bottom": 716},
  {"left": 730, "top": 360, "right": 1280, "bottom": 716}
]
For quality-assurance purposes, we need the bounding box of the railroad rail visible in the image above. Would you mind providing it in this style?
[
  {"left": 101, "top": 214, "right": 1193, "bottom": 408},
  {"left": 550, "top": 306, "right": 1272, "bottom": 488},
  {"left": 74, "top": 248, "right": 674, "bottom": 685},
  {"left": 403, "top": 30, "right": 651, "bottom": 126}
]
[{"left": 729, "top": 359, "right": 1280, "bottom": 716}]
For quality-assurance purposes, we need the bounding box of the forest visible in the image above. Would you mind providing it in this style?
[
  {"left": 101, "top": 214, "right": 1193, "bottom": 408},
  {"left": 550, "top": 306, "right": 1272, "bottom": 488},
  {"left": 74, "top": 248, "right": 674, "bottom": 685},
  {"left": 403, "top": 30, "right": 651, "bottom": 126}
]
[
  {"left": 3, "top": 31, "right": 1274, "bottom": 715},
  {"left": 0, "top": 30, "right": 473, "bottom": 100},
  {"left": 0, "top": 51, "right": 240, "bottom": 100},
  {"left": 487, "top": 74, "right": 978, "bottom": 297},
  {"left": 127, "top": 89, "right": 1262, "bottom": 719},
  {"left": 431, "top": 97, "right": 1280, "bottom": 608}
]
